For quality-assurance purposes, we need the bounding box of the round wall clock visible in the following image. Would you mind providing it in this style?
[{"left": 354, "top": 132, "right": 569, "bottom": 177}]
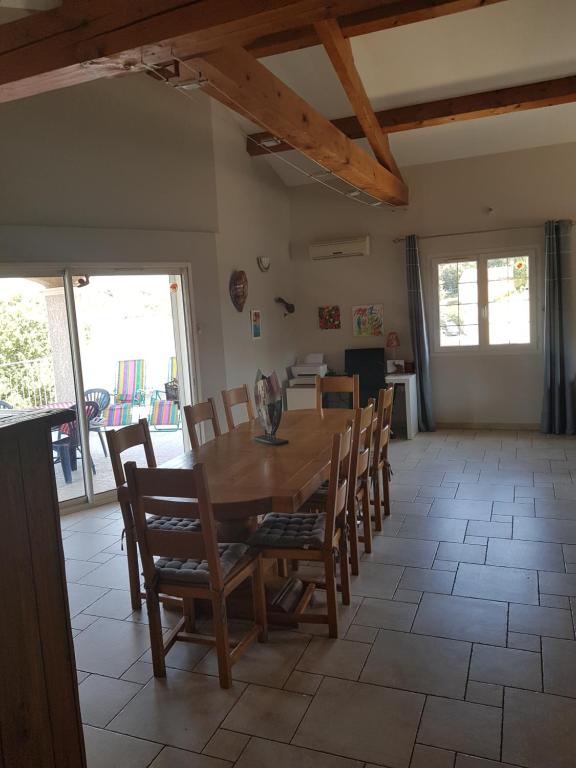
[
  {"left": 257, "top": 256, "right": 271, "bottom": 273},
  {"left": 229, "top": 270, "right": 248, "bottom": 312}
]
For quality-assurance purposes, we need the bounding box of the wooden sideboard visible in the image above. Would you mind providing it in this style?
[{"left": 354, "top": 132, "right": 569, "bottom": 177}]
[{"left": 0, "top": 408, "right": 86, "bottom": 768}]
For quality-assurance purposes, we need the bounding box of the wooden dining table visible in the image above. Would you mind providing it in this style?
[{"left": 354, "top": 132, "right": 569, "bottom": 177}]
[{"left": 162, "top": 408, "right": 354, "bottom": 538}]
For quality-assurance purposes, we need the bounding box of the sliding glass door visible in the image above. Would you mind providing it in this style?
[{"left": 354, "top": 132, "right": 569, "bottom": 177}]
[{"left": 0, "top": 266, "right": 195, "bottom": 507}]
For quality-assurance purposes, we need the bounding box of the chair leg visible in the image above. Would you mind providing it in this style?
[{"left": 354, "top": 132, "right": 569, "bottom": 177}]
[
  {"left": 373, "top": 470, "right": 383, "bottom": 531},
  {"left": 119, "top": 501, "right": 142, "bottom": 611},
  {"left": 146, "top": 587, "right": 166, "bottom": 678},
  {"left": 361, "top": 491, "right": 373, "bottom": 554},
  {"left": 183, "top": 598, "right": 196, "bottom": 633},
  {"left": 382, "top": 463, "right": 391, "bottom": 517},
  {"left": 98, "top": 429, "right": 108, "bottom": 457},
  {"left": 252, "top": 556, "right": 268, "bottom": 642},
  {"left": 323, "top": 552, "right": 339, "bottom": 639},
  {"left": 338, "top": 527, "right": 351, "bottom": 606},
  {"left": 212, "top": 593, "right": 232, "bottom": 689},
  {"left": 347, "top": 500, "right": 360, "bottom": 577}
]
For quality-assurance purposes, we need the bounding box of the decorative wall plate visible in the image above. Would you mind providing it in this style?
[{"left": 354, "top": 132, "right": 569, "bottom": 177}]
[
  {"left": 229, "top": 270, "right": 248, "bottom": 312},
  {"left": 257, "top": 256, "right": 271, "bottom": 273}
]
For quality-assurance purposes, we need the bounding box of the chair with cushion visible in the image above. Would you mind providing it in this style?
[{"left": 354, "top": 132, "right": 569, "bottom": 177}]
[
  {"left": 249, "top": 424, "right": 352, "bottom": 638},
  {"left": 0, "top": 400, "right": 13, "bottom": 409},
  {"left": 125, "top": 461, "right": 267, "bottom": 688},
  {"left": 114, "top": 359, "right": 146, "bottom": 405},
  {"left": 85, "top": 388, "right": 111, "bottom": 456},
  {"left": 148, "top": 399, "right": 181, "bottom": 432},
  {"left": 221, "top": 384, "right": 255, "bottom": 431},
  {"left": 370, "top": 386, "right": 394, "bottom": 530},
  {"left": 315, "top": 374, "right": 359, "bottom": 410},
  {"left": 106, "top": 418, "right": 199, "bottom": 610},
  {"left": 184, "top": 398, "right": 221, "bottom": 449}
]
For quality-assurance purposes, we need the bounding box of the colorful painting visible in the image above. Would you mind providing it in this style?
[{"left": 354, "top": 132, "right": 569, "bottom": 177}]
[
  {"left": 318, "top": 305, "right": 341, "bottom": 330},
  {"left": 251, "top": 309, "right": 262, "bottom": 339},
  {"left": 352, "top": 304, "right": 384, "bottom": 337}
]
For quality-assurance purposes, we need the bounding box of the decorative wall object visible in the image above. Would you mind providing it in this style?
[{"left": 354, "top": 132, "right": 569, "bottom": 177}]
[
  {"left": 229, "top": 270, "right": 248, "bottom": 312},
  {"left": 352, "top": 304, "right": 384, "bottom": 337},
  {"left": 251, "top": 309, "right": 262, "bottom": 339},
  {"left": 386, "top": 330, "right": 400, "bottom": 351},
  {"left": 318, "top": 305, "right": 341, "bottom": 330},
  {"left": 257, "top": 256, "right": 271, "bottom": 272},
  {"left": 387, "top": 360, "right": 405, "bottom": 373},
  {"left": 275, "top": 296, "right": 295, "bottom": 315},
  {"left": 254, "top": 369, "right": 287, "bottom": 445}
]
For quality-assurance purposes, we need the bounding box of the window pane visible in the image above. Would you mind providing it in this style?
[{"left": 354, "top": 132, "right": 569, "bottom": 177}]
[
  {"left": 487, "top": 256, "right": 530, "bottom": 344},
  {"left": 438, "top": 260, "right": 479, "bottom": 347}
]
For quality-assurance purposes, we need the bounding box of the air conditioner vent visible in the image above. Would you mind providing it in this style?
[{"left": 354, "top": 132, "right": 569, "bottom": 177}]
[{"left": 309, "top": 236, "right": 370, "bottom": 261}]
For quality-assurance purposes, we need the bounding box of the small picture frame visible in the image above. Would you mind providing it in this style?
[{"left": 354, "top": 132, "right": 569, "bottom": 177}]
[
  {"left": 387, "top": 360, "right": 405, "bottom": 374},
  {"left": 251, "top": 309, "right": 262, "bottom": 339}
]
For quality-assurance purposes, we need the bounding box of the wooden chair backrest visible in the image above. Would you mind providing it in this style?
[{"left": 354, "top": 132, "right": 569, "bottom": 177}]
[
  {"left": 348, "top": 403, "right": 374, "bottom": 508},
  {"left": 105, "top": 417, "right": 156, "bottom": 488},
  {"left": 124, "top": 462, "right": 224, "bottom": 591},
  {"left": 324, "top": 423, "right": 353, "bottom": 548},
  {"left": 315, "top": 375, "right": 359, "bottom": 410},
  {"left": 184, "top": 398, "right": 222, "bottom": 450},
  {"left": 372, "top": 386, "right": 394, "bottom": 469},
  {"left": 221, "top": 384, "right": 255, "bottom": 431}
]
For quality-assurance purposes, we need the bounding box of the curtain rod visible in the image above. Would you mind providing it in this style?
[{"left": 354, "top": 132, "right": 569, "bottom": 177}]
[{"left": 392, "top": 222, "right": 573, "bottom": 244}]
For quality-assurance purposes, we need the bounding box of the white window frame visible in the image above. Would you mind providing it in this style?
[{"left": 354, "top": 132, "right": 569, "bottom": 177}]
[{"left": 430, "top": 246, "right": 539, "bottom": 356}]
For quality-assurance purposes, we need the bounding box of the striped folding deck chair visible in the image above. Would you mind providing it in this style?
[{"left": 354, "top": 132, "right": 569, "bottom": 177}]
[
  {"left": 114, "top": 359, "right": 146, "bottom": 405},
  {"left": 148, "top": 399, "right": 180, "bottom": 431},
  {"left": 102, "top": 403, "right": 134, "bottom": 426},
  {"left": 168, "top": 356, "right": 178, "bottom": 381}
]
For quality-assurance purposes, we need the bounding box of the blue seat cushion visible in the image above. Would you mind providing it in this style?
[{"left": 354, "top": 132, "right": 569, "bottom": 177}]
[
  {"left": 154, "top": 542, "right": 249, "bottom": 584},
  {"left": 147, "top": 516, "right": 201, "bottom": 532},
  {"left": 249, "top": 513, "right": 326, "bottom": 550}
]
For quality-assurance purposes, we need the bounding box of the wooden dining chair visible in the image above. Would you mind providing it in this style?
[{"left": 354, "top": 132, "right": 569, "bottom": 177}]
[
  {"left": 248, "top": 424, "right": 352, "bottom": 638},
  {"left": 370, "top": 386, "right": 394, "bottom": 530},
  {"left": 347, "top": 402, "right": 375, "bottom": 576},
  {"left": 125, "top": 461, "right": 267, "bottom": 688},
  {"left": 315, "top": 374, "right": 360, "bottom": 410},
  {"left": 184, "top": 398, "right": 221, "bottom": 449},
  {"left": 221, "top": 384, "right": 255, "bottom": 431},
  {"left": 106, "top": 418, "right": 201, "bottom": 610}
]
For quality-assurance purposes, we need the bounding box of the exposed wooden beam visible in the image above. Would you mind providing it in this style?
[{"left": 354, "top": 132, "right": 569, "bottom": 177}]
[
  {"left": 0, "top": 0, "right": 507, "bottom": 104},
  {"left": 247, "top": 74, "right": 576, "bottom": 155},
  {"left": 190, "top": 46, "right": 408, "bottom": 205},
  {"left": 314, "top": 17, "right": 401, "bottom": 179}
]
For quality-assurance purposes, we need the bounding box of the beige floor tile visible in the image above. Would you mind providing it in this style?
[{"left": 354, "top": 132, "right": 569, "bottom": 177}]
[
  {"left": 515, "top": 485, "right": 555, "bottom": 500},
  {"left": 391, "top": 501, "right": 432, "bottom": 516},
  {"left": 410, "top": 744, "right": 455, "bottom": 768},
  {"left": 538, "top": 571, "right": 576, "bottom": 596},
  {"left": 83, "top": 588, "right": 135, "bottom": 621},
  {"left": 302, "top": 593, "right": 362, "bottom": 637},
  {"left": 433, "top": 560, "right": 458, "bottom": 571},
  {"left": 203, "top": 729, "right": 249, "bottom": 761},
  {"left": 413, "top": 593, "right": 508, "bottom": 646},
  {"left": 222, "top": 684, "right": 310, "bottom": 743},
  {"left": 417, "top": 485, "right": 457, "bottom": 499},
  {"left": 479, "top": 471, "right": 534, "bottom": 485},
  {"left": 121, "top": 661, "right": 154, "bottom": 685},
  {"left": 78, "top": 556, "right": 132, "bottom": 590},
  {"left": 456, "top": 485, "right": 514, "bottom": 502},
  {"left": 67, "top": 583, "right": 109, "bottom": 617},
  {"left": 195, "top": 630, "right": 309, "bottom": 687},
  {"left": 64, "top": 531, "right": 120, "bottom": 560},
  {"left": 493, "top": 501, "right": 534, "bottom": 517},
  {"left": 454, "top": 564, "right": 539, "bottom": 605},
  {"left": 67, "top": 515, "right": 121, "bottom": 533},
  {"left": 436, "top": 542, "right": 486, "bottom": 563},
  {"left": 79, "top": 674, "right": 141, "bottom": 727},
  {"left": 507, "top": 632, "right": 541, "bottom": 652},
  {"left": 398, "top": 567, "right": 455, "bottom": 594},
  {"left": 149, "top": 746, "right": 231, "bottom": 767},
  {"left": 486, "top": 539, "right": 565, "bottom": 572},
  {"left": 514, "top": 517, "right": 576, "bottom": 544},
  {"left": 503, "top": 687, "right": 576, "bottom": 768},
  {"left": 293, "top": 676, "right": 424, "bottom": 767},
  {"left": 455, "top": 756, "right": 518, "bottom": 768},
  {"left": 465, "top": 536, "right": 488, "bottom": 545},
  {"left": 469, "top": 644, "right": 541, "bottom": 690},
  {"left": 65, "top": 558, "right": 101, "bottom": 582},
  {"left": 399, "top": 516, "right": 468, "bottom": 543},
  {"left": 430, "top": 499, "right": 493, "bottom": 521},
  {"left": 234, "top": 737, "right": 363, "bottom": 768},
  {"left": 509, "top": 603, "right": 574, "bottom": 639},
  {"left": 83, "top": 725, "right": 162, "bottom": 768},
  {"left": 296, "top": 637, "right": 370, "bottom": 681},
  {"left": 71, "top": 612, "right": 98, "bottom": 631},
  {"left": 361, "top": 629, "right": 470, "bottom": 697},
  {"left": 564, "top": 544, "right": 576, "bottom": 563},
  {"left": 394, "top": 588, "right": 423, "bottom": 602},
  {"left": 361, "top": 537, "right": 438, "bottom": 568},
  {"left": 390, "top": 485, "right": 420, "bottom": 502},
  {"left": 109, "top": 669, "right": 245, "bottom": 753},
  {"left": 344, "top": 624, "right": 379, "bottom": 643},
  {"left": 540, "top": 593, "right": 571, "bottom": 609},
  {"left": 353, "top": 597, "right": 417, "bottom": 631},
  {"left": 466, "top": 681, "right": 503, "bottom": 707},
  {"left": 418, "top": 697, "right": 501, "bottom": 760},
  {"left": 140, "top": 639, "right": 211, "bottom": 672},
  {"left": 542, "top": 637, "right": 576, "bottom": 697},
  {"left": 284, "top": 670, "right": 323, "bottom": 695},
  {"left": 74, "top": 617, "right": 151, "bottom": 677},
  {"left": 350, "top": 562, "right": 404, "bottom": 599}
]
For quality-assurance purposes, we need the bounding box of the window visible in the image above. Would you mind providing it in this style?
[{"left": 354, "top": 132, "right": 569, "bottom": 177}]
[{"left": 435, "top": 252, "right": 533, "bottom": 350}]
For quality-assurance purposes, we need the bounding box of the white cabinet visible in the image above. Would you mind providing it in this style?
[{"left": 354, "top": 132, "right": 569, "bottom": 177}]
[
  {"left": 286, "top": 387, "right": 316, "bottom": 410},
  {"left": 385, "top": 373, "right": 418, "bottom": 439}
]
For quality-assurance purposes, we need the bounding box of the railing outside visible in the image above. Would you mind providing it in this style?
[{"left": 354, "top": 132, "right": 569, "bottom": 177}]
[{"left": 0, "top": 357, "right": 56, "bottom": 408}]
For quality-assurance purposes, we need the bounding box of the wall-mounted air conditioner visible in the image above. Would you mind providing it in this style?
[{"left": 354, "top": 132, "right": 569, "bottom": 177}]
[{"left": 309, "top": 235, "right": 370, "bottom": 261}]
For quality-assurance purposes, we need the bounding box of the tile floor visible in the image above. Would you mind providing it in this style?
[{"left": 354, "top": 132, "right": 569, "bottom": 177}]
[{"left": 62, "top": 429, "right": 576, "bottom": 768}]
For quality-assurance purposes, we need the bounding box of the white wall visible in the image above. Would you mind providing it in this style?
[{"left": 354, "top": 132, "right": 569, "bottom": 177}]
[{"left": 290, "top": 142, "right": 576, "bottom": 427}]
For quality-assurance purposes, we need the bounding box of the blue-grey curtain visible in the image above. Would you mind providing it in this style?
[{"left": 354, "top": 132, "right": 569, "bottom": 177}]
[
  {"left": 406, "top": 234, "right": 435, "bottom": 431},
  {"left": 540, "top": 220, "right": 574, "bottom": 434}
]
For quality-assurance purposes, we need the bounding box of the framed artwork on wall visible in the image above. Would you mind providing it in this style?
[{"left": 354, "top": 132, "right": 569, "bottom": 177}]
[
  {"left": 318, "top": 305, "right": 341, "bottom": 330},
  {"left": 352, "top": 304, "right": 384, "bottom": 337},
  {"left": 251, "top": 309, "right": 262, "bottom": 339}
]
